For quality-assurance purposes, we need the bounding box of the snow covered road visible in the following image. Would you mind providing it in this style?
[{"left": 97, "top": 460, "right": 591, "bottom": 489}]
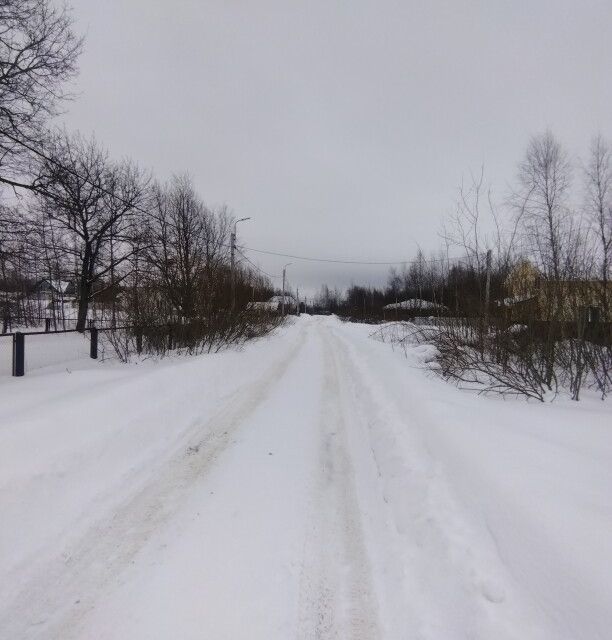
[{"left": 1, "top": 316, "right": 611, "bottom": 639}]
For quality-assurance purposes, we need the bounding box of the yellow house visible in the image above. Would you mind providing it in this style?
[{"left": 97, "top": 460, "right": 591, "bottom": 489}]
[{"left": 500, "top": 261, "right": 611, "bottom": 323}]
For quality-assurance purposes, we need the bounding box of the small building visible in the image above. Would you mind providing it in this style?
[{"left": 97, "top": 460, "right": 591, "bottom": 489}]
[
  {"left": 248, "top": 294, "right": 297, "bottom": 314},
  {"left": 248, "top": 300, "right": 277, "bottom": 312},
  {"left": 383, "top": 298, "right": 448, "bottom": 313},
  {"left": 32, "top": 279, "right": 76, "bottom": 299},
  {"left": 499, "top": 262, "right": 612, "bottom": 323}
]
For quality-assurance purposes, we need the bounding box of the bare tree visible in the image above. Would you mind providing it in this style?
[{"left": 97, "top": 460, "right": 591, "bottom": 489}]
[
  {"left": 0, "top": 0, "right": 82, "bottom": 185},
  {"left": 200, "top": 203, "right": 231, "bottom": 316},
  {"left": 583, "top": 135, "right": 612, "bottom": 398},
  {"left": 512, "top": 131, "right": 574, "bottom": 385},
  {"left": 514, "top": 131, "right": 573, "bottom": 284},
  {"left": 441, "top": 168, "right": 488, "bottom": 274},
  {"left": 440, "top": 168, "right": 518, "bottom": 322},
  {"left": 0, "top": 200, "right": 24, "bottom": 329},
  {"left": 585, "top": 134, "right": 612, "bottom": 317},
  {"left": 33, "top": 131, "right": 147, "bottom": 330},
  {"left": 146, "top": 175, "right": 208, "bottom": 320}
]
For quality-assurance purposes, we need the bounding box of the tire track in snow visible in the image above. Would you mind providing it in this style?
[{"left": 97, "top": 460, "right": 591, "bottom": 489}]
[
  {"left": 0, "top": 324, "right": 309, "bottom": 640},
  {"left": 297, "top": 327, "right": 381, "bottom": 640},
  {"left": 328, "top": 324, "right": 551, "bottom": 640}
]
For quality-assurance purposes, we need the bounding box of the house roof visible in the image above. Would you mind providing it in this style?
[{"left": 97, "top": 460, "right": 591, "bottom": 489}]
[
  {"left": 38, "top": 279, "right": 73, "bottom": 294},
  {"left": 248, "top": 301, "right": 277, "bottom": 310},
  {"left": 268, "top": 295, "right": 295, "bottom": 304},
  {"left": 383, "top": 298, "right": 447, "bottom": 311},
  {"left": 496, "top": 295, "right": 537, "bottom": 307}
]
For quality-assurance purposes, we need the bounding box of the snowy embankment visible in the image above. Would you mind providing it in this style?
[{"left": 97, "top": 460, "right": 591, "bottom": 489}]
[
  {"left": 341, "top": 320, "right": 612, "bottom": 639},
  {"left": 0, "top": 316, "right": 610, "bottom": 639},
  {"left": 0, "top": 321, "right": 310, "bottom": 637}
]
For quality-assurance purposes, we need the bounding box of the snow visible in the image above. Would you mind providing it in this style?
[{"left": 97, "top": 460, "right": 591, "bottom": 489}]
[
  {"left": 37, "top": 279, "right": 72, "bottom": 294},
  {"left": 248, "top": 300, "right": 278, "bottom": 310},
  {"left": 248, "top": 295, "right": 296, "bottom": 312},
  {"left": 0, "top": 335, "right": 12, "bottom": 377},
  {"left": 497, "top": 295, "right": 538, "bottom": 307},
  {"left": 340, "top": 320, "right": 612, "bottom": 638},
  {"left": 268, "top": 294, "right": 295, "bottom": 304},
  {"left": 383, "top": 298, "right": 448, "bottom": 311},
  {"left": 0, "top": 330, "right": 102, "bottom": 378},
  {"left": 23, "top": 331, "right": 92, "bottom": 372},
  {"left": 0, "top": 316, "right": 610, "bottom": 639}
]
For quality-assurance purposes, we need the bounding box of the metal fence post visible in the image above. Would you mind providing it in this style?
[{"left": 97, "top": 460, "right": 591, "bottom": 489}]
[
  {"left": 13, "top": 332, "right": 24, "bottom": 376},
  {"left": 90, "top": 327, "right": 98, "bottom": 359}
]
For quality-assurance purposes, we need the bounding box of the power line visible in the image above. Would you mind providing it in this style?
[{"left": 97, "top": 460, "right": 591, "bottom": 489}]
[
  {"left": 235, "top": 248, "right": 280, "bottom": 279},
  {"left": 243, "top": 246, "right": 405, "bottom": 265},
  {"left": 2, "top": 130, "right": 488, "bottom": 271},
  {"left": 241, "top": 245, "right": 483, "bottom": 266}
]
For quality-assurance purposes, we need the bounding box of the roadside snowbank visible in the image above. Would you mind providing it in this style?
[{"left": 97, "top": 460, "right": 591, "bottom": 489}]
[
  {"left": 341, "top": 320, "right": 612, "bottom": 639},
  {"left": 0, "top": 322, "right": 299, "bottom": 606}
]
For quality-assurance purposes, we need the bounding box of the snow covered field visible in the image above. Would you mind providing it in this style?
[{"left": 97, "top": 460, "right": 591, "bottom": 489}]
[{"left": 0, "top": 316, "right": 610, "bottom": 639}]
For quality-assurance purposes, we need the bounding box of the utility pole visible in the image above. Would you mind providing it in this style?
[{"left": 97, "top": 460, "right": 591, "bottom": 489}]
[
  {"left": 296, "top": 287, "right": 300, "bottom": 316},
  {"left": 282, "top": 263, "right": 292, "bottom": 316},
  {"left": 230, "top": 217, "right": 250, "bottom": 313},
  {"left": 110, "top": 220, "right": 116, "bottom": 328},
  {"left": 484, "top": 249, "right": 492, "bottom": 328},
  {"left": 230, "top": 230, "right": 235, "bottom": 311}
]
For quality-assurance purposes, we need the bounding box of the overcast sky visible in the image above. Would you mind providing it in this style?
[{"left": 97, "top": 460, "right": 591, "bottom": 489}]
[{"left": 63, "top": 0, "right": 612, "bottom": 296}]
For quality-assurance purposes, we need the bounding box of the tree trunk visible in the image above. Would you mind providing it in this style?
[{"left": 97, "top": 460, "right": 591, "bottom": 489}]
[
  {"left": 76, "top": 248, "right": 93, "bottom": 332},
  {"left": 76, "top": 280, "right": 90, "bottom": 332}
]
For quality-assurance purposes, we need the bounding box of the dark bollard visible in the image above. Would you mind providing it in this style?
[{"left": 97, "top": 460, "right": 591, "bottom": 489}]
[
  {"left": 45, "top": 318, "right": 51, "bottom": 332},
  {"left": 13, "top": 332, "right": 24, "bottom": 376},
  {"left": 90, "top": 327, "right": 98, "bottom": 359}
]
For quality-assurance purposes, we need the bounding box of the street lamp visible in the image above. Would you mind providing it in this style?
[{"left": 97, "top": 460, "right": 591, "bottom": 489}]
[
  {"left": 282, "top": 262, "right": 292, "bottom": 316},
  {"left": 231, "top": 217, "right": 251, "bottom": 312}
]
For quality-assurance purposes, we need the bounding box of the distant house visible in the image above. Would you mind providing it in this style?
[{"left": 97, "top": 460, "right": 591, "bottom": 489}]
[
  {"left": 498, "top": 262, "right": 612, "bottom": 323},
  {"left": 383, "top": 298, "right": 448, "bottom": 313},
  {"left": 27, "top": 279, "right": 78, "bottom": 317},
  {"left": 248, "top": 294, "right": 297, "bottom": 313},
  {"left": 248, "top": 301, "right": 277, "bottom": 312},
  {"left": 269, "top": 294, "right": 296, "bottom": 308},
  {"left": 32, "top": 279, "right": 76, "bottom": 299}
]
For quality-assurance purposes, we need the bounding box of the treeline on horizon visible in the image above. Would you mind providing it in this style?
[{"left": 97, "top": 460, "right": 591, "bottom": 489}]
[{"left": 315, "top": 131, "right": 611, "bottom": 322}]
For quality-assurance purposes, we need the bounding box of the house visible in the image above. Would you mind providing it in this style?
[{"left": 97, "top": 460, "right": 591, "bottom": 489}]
[
  {"left": 27, "top": 279, "right": 78, "bottom": 316},
  {"left": 383, "top": 298, "right": 448, "bottom": 314},
  {"left": 498, "top": 262, "right": 612, "bottom": 323},
  {"left": 248, "top": 301, "right": 277, "bottom": 312},
  {"left": 32, "top": 279, "right": 76, "bottom": 298},
  {"left": 248, "top": 294, "right": 297, "bottom": 313}
]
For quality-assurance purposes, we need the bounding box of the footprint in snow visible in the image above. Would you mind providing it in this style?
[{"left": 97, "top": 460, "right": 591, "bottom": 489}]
[{"left": 480, "top": 580, "right": 506, "bottom": 603}]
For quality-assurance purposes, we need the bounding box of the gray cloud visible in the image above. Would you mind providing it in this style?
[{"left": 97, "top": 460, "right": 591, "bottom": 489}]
[{"left": 63, "top": 0, "right": 612, "bottom": 294}]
